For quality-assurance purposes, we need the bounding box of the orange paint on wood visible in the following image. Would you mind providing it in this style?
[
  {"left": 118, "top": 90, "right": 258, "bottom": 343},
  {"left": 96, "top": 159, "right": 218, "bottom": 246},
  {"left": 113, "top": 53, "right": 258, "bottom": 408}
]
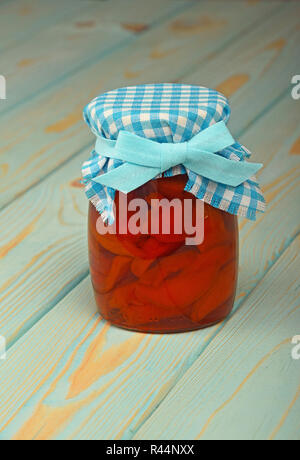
[
  {"left": 67, "top": 330, "right": 144, "bottom": 399},
  {"left": 19, "top": 6, "right": 33, "bottom": 16},
  {"left": 289, "top": 137, "right": 300, "bottom": 155},
  {"left": 12, "top": 318, "right": 101, "bottom": 440},
  {"left": 122, "top": 23, "right": 149, "bottom": 33},
  {"left": 150, "top": 46, "right": 177, "bottom": 59},
  {"left": 0, "top": 163, "right": 9, "bottom": 178},
  {"left": 70, "top": 178, "right": 84, "bottom": 189},
  {"left": 0, "top": 208, "right": 46, "bottom": 259},
  {"left": 0, "top": 237, "right": 70, "bottom": 300},
  {"left": 262, "top": 167, "right": 299, "bottom": 203},
  {"left": 216, "top": 74, "right": 249, "bottom": 98},
  {"left": 262, "top": 166, "right": 300, "bottom": 193},
  {"left": 124, "top": 69, "right": 141, "bottom": 79},
  {"left": 17, "top": 58, "right": 38, "bottom": 68},
  {"left": 170, "top": 16, "right": 226, "bottom": 34},
  {"left": 265, "top": 38, "right": 286, "bottom": 52},
  {"left": 259, "top": 38, "right": 287, "bottom": 76},
  {"left": 13, "top": 324, "right": 149, "bottom": 440},
  {"left": 45, "top": 111, "right": 82, "bottom": 133},
  {"left": 15, "top": 404, "right": 84, "bottom": 441},
  {"left": 75, "top": 20, "right": 96, "bottom": 29}
]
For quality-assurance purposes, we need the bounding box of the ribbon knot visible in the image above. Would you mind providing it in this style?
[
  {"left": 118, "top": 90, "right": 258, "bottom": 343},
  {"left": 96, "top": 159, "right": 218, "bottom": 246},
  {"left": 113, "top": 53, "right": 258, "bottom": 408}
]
[
  {"left": 92, "top": 121, "right": 262, "bottom": 193},
  {"left": 160, "top": 142, "right": 187, "bottom": 173}
]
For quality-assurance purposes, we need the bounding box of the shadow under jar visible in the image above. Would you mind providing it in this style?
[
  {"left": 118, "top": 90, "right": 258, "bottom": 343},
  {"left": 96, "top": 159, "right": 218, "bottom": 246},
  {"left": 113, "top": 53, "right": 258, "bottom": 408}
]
[{"left": 88, "top": 174, "right": 239, "bottom": 333}]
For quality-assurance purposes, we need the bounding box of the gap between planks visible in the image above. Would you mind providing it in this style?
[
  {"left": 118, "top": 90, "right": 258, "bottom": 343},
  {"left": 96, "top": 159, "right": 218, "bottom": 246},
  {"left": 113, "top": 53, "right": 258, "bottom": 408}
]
[
  {"left": 0, "top": 0, "right": 197, "bottom": 119},
  {"left": 0, "top": 2, "right": 290, "bottom": 348},
  {"left": 0, "top": 1, "right": 285, "bottom": 212},
  {"left": 133, "top": 231, "right": 300, "bottom": 439},
  {"left": 0, "top": 89, "right": 299, "bottom": 439},
  {"left": 0, "top": 1, "right": 298, "bottom": 438},
  {"left": 0, "top": 1, "right": 296, "bottom": 350},
  {"left": 0, "top": 0, "right": 84, "bottom": 54},
  {"left": 133, "top": 235, "right": 300, "bottom": 440},
  {"left": 2, "top": 82, "right": 295, "bottom": 349}
]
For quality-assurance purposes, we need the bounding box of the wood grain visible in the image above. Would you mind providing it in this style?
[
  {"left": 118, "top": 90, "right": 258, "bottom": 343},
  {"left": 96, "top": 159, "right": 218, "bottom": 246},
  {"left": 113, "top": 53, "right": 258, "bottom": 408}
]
[
  {"left": 0, "top": 0, "right": 189, "bottom": 116},
  {"left": 0, "top": 1, "right": 289, "bottom": 348},
  {"left": 0, "top": 1, "right": 281, "bottom": 207},
  {"left": 0, "top": 0, "right": 83, "bottom": 52},
  {"left": 184, "top": 2, "right": 300, "bottom": 136},
  {"left": 0, "top": 150, "right": 88, "bottom": 346},
  {"left": 0, "top": 0, "right": 298, "bottom": 441},
  {"left": 0, "top": 92, "right": 298, "bottom": 439},
  {"left": 134, "top": 236, "right": 300, "bottom": 440}
]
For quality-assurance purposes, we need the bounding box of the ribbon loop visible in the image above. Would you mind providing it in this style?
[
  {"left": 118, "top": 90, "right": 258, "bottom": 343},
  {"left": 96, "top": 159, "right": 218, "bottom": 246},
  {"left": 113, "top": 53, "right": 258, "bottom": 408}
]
[{"left": 92, "top": 121, "right": 263, "bottom": 193}]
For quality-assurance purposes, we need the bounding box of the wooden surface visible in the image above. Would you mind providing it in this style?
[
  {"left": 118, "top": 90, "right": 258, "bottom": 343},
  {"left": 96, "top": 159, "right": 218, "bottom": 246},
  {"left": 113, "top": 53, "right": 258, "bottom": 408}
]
[{"left": 0, "top": 0, "right": 299, "bottom": 441}]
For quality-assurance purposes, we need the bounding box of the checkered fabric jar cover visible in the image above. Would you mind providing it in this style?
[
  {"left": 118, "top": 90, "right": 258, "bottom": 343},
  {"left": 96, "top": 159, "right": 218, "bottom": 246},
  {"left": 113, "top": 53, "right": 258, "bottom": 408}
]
[{"left": 82, "top": 84, "right": 265, "bottom": 224}]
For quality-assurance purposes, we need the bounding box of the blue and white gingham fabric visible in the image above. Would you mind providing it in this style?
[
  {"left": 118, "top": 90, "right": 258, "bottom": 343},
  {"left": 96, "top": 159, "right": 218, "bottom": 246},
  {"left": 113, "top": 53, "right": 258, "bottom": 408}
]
[{"left": 82, "top": 84, "right": 265, "bottom": 223}]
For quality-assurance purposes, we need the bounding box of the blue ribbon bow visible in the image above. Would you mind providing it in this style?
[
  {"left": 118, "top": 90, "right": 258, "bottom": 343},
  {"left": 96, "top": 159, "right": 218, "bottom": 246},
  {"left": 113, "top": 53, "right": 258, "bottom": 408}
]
[{"left": 92, "top": 121, "right": 262, "bottom": 193}]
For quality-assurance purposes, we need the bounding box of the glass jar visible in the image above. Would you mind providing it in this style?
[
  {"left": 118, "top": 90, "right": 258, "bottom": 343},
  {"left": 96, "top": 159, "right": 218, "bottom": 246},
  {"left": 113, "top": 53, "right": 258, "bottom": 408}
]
[{"left": 88, "top": 174, "right": 239, "bottom": 333}]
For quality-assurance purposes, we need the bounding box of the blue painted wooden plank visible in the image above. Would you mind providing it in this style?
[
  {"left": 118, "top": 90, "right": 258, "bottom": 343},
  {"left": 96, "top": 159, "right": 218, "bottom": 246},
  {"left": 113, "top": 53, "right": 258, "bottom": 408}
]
[
  {"left": 0, "top": 90, "right": 298, "bottom": 439},
  {"left": 185, "top": 2, "right": 300, "bottom": 136},
  {"left": 0, "top": 1, "right": 281, "bottom": 208},
  {"left": 134, "top": 236, "right": 300, "bottom": 440},
  {"left": 0, "top": 1, "right": 285, "bottom": 347},
  {"left": 0, "top": 149, "right": 89, "bottom": 346},
  {"left": 0, "top": 1, "right": 298, "bottom": 441},
  {"left": 0, "top": 0, "right": 84, "bottom": 52},
  {"left": 0, "top": 0, "right": 191, "bottom": 116}
]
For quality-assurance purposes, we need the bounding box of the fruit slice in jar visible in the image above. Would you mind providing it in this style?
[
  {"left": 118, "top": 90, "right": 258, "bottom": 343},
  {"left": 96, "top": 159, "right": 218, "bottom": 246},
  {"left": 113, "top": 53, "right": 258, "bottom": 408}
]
[
  {"left": 89, "top": 203, "right": 133, "bottom": 257},
  {"left": 117, "top": 232, "right": 184, "bottom": 259},
  {"left": 138, "top": 248, "right": 198, "bottom": 287},
  {"left": 106, "top": 279, "right": 138, "bottom": 310},
  {"left": 139, "top": 245, "right": 233, "bottom": 288},
  {"left": 91, "top": 255, "right": 132, "bottom": 294},
  {"left": 117, "top": 199, "right": 185, "bottom": 259},
  {"left": 131, "top": 258, "right": 155, "bottom": 278},
  {"left": 88, "top": 238, "right": 114, "bottom": 275},
  {"left": 94, "top": 232, "right": 133, "bottom": 257},
  {"left": 189, "top": 259, "right": 237, "bottom": 323},
  {"left": 135, "top": 261, "right": 218, "bottom": 310},
  {"left": 198, "top": 206, "right": 234, "bottom": 253}
]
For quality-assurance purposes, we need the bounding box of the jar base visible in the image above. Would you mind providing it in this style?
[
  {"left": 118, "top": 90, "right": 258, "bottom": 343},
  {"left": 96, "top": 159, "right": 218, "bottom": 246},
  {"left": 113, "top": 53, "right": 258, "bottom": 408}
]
[{"left": 99, "top": 312, "right": 232, "bottom": 334}]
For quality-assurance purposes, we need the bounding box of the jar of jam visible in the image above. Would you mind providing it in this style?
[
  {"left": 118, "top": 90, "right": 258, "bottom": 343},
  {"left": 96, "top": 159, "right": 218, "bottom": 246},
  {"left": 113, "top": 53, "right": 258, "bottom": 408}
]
[
  {"left": 82, "top": 83, "right": 264, "bottom": 334},
  {"left": 88, "top": 174, "right": 239, "bottom": 333}
]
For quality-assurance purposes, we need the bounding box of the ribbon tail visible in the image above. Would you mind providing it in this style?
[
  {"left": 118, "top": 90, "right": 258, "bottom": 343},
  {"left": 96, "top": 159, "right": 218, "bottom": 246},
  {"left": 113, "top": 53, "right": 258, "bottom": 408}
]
[
  {"left": 92, "top": 163, "right": 160, "bottom": 194},
  {"left": 185, "top": 152, "right": 263, "bottom": 187}
]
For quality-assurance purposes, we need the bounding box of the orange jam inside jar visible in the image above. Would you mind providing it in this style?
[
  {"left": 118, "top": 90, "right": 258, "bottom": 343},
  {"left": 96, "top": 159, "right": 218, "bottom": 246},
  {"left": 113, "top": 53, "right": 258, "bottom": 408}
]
[{"left": 88, "top": 174, "right": 239, "bottom": 333}]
